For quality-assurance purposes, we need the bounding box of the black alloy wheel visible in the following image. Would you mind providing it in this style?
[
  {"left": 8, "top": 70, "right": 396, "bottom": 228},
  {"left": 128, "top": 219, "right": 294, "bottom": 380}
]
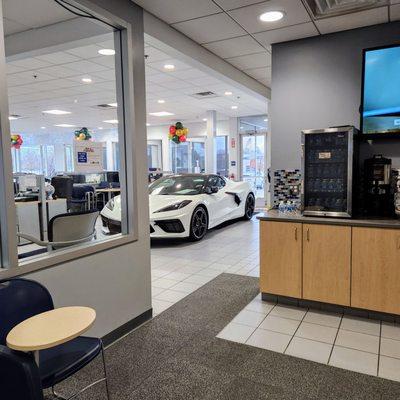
[
  {"left": 189, "top": 207, "right": 208, "bottom": 241},
  {"left": 243, "top": 193, "right": 255, "bottom": 220}
]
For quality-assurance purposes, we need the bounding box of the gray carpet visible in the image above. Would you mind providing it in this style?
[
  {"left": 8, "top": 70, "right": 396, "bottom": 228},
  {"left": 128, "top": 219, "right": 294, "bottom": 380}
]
[{"left": 47, "top": 274, "right": 400, "bottom": 400}]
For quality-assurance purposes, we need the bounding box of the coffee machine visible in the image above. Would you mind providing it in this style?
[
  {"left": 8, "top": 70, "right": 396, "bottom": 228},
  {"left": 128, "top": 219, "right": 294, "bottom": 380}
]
[{"left": 364, "top": 155, "right": 393, "bottom": 217}]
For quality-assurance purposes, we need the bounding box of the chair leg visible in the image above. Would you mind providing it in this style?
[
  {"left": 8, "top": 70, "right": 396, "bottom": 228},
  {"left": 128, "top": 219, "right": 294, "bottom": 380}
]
[
  {"left": 101, "top": 341, "right": 111, "bottom": 400},
  {"left": 50, "top": 343, "right": 111, "bottom": 400}
]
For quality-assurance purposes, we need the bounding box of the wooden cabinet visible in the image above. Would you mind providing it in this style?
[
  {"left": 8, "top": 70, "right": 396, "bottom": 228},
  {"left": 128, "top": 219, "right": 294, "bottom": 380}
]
[
  {"left": 302, "top": 224, "right": 351, "bottom": 306},
  {"left": 260, "top": 221, "right": 302, "bottom": 298},
  {"left": 352, "top": 227, "right": 400, "bottom": 314}
]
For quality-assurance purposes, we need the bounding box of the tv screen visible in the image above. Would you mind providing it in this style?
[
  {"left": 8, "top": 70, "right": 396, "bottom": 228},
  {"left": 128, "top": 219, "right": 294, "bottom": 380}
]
[{"left": 361, "top": 45, "right": 400, "bottom": 134}]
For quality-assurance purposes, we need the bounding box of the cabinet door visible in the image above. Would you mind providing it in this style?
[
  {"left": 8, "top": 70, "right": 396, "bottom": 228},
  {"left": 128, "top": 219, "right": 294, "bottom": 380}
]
[
  {"left": 303, "top": 224, "right": 351, "bottom": 306},
  {"left": 352, "top": 227, "right": 400, "bottom": 314},
  {"left": 260, "top": 221, "right": 302, "bottom": 298}
]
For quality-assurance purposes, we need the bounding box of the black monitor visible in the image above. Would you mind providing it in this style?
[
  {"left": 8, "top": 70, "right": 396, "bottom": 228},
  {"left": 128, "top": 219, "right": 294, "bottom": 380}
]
[
  {"left": 361, "top": 44, "right": 400, "bottom": 134},
  {"left": 106, "top": 171, "right": 119, "bottom": 183}
]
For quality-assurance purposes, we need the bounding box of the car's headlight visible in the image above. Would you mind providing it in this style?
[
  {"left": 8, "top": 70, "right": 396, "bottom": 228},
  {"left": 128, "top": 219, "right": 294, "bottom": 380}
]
[
  {"left": 106, "top": 198, "right": 115, "bottom": 211},
  {"left": 155, "top": 200, "right": 192, "bottom": 213}
]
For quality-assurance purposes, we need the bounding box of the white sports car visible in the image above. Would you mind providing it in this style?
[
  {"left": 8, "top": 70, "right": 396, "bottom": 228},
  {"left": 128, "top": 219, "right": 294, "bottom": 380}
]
[{"left": 100, "top": 174, "right": 255, "bottom": 241}]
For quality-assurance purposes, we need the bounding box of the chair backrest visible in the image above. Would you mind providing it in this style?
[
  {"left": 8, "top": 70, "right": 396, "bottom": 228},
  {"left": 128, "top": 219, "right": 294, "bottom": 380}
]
[
  {"left": 98, "top": 181, "right": 109, "bottom": 189},
  {"left": 51, "top": 176, "right": 73, "bottom": 200},
  {"left": 0, "top": 279, "right": 54, "bottom": 346},
  {"left": 72, "top": 184, "right": 95, "bottom": 200},
  {"left": 0, "top": 345, "right": 44, "bottom": 400},
  {"left": 48, "top": 210, "right": 99, "bottom": 248}
]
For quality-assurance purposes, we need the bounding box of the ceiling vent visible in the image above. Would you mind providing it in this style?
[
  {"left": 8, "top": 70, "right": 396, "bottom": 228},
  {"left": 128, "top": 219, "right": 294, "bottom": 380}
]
[
  {"left": 190, "top": 91, "right": 219, "bottom": 99},
  {"left": 304, "top": 0, "right": 389, "bottom": 19}
]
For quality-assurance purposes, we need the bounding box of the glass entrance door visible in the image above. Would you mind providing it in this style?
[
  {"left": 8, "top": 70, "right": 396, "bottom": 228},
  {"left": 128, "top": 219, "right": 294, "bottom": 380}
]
[
  {"left": 170, "top": 140, "right": 205, "bottom": 173},
  {"left": 241, "top": 133, "right": 266, "bottom": 204}
]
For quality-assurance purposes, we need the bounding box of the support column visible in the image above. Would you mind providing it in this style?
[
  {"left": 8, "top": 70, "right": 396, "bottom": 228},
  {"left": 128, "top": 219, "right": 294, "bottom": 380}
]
[
  {"left": 228, "top": 117, "right": 239, "bottom": 181},
  {"left": 205, "top": 110, "right": 216, "bottom": 174}
]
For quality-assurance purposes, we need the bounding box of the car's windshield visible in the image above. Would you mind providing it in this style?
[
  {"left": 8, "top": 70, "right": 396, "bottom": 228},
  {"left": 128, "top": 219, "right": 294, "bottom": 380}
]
[{"left": 149, "top": 175, "right": 206, "bottom": 196}]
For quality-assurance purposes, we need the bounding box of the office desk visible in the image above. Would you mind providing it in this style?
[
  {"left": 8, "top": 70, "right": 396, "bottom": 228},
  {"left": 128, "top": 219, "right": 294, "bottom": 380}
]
[{"left": 95, "top": 188, "right": 120, "bottom": 202}]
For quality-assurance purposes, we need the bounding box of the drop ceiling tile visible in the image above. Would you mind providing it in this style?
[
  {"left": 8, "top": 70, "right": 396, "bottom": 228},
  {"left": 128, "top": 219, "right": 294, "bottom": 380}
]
[
  {"left": 203, "top": 35, "right": 265, "bottom": 58},
  {"left": 228, "top": 0, "right": 311, "bottom": 34},
  {"left": 244, "top": 66, "right": 271, "bottom": 80},
  {"left": 35, "top": 52, "right": 81, "bottom": 65},
  {"left": 159, "top": 80, "right": 194, "bottom": 90},
  {"left": 174, "top": 69, "right": 209, "bottom": 80},
  {"left": 3, "top": 0, "right": 73, "bottom": 31},
  {"left": 66, "top": 45, "right": 104, "bottom": 59},
  {"left": 147, "top": 59, "right": 192, "bottom": 73},
  {"left": 90, "top": 56, "right": 116, "bottom": 69},
  {"left": 36, "top": 65, "right": 78, "bottom": 79},
  {"left": 144, "top": 46, "right": 171, "bottom": 63},
  {"left": 214, "top": 0, "right": 267, "bottom": 10},
  {"left": 9, "top": 58, "right": 52, "bottom": 70},
  {"left": 64, "top": 60, "right": 109, "bottom": 73},
  {"left": 133, "top": 0, "right": 221, "bottom": 24},
  {"left": 226, "top": 51, "right": 271, "bottom": 70},
  {"left": 254, "top": 22, "right": 318, "bottom": 47},
  {"left": 172, "top": 13, "right": 247, "bottom": 44},
  {"left": 315, "top": 7, "right": 388, "bottom": 34},
  {"left": 391, "top": 4, "right": 400, "bottom": 20},
  {"left": 147, "top": 73, "right": 179, "bottom": 84}
]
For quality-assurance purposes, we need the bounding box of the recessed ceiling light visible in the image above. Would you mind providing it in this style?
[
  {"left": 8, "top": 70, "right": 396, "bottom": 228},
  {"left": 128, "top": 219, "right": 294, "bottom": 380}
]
[
  {"left": 202, "top": 118, "right": 207, "bottom": 122},
  {"left": 107, "top": 102, "right": 118, "bottom": 107},
  {"left": 146, "top": 123, "right": 150, "bottom": 126},
  {"left": 74, "top": 99, "right": 78, "bottom": 103},
  {"left": 8, "top": 115, "right": 21, "bottom": 120},
  {"left": 231, "top": 105, "right": 238, "bottom": 110},
  {"left": 224, "top": 91, "right": 233, "bottom": 96},
  {"left": 98, "top": 48, "right": 115, "bottom": 56},
  {"left": 54, "top": 124, "right": 76, "bottom": 128},
  {"left": 149, "top": 111, "right": 174, "bottom": 117},
  {"left": 264, "top": 118, "right": 268, "bottom": 122},
  {"left": 98, "top": 127, "right": 103, "bottom": 130},
  {"left": 259, "top": 10, "right": 284, "bottom": 22},
  {"left": 43, "top": 109, "right": 71, "bottom": 115},
  {"left": 81, "top": 77, "right": 92, "bottom": 83},
  {"left": 163, "top": 64, "right": 175, "bottom": 70},
  {"left": 41, "top": 126, "right": 46, "bottom": 129},
  {"left": 157, "top": 99, "right": 165, "bottom": 104},
  {"left": 103, "top": 119, "right": 118, "bottom": 124}
]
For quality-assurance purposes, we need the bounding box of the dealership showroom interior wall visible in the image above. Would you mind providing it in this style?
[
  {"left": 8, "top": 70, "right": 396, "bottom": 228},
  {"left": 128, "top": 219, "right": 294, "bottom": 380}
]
[{"left": 2, "top": 1, "right": 400, "bottom": 399}]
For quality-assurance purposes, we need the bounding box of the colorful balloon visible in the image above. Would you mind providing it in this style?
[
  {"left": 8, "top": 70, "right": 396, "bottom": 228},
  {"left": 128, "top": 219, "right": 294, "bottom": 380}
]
[{"left": 179, "top": 135, "right": 186, "bottom": 143}]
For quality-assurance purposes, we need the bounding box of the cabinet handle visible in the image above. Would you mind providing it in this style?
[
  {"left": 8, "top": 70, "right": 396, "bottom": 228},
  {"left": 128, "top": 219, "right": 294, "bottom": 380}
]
[
  {"left": 306, "top": 228, "right": 310, "bottom": 242},
  {"left": 295, "top": 227, "right": 298, "bottom": 241}
]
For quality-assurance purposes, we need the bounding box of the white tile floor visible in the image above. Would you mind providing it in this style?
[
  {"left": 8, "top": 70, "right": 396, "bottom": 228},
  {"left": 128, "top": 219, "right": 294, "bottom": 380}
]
[
  {"left": 217, "top": 294, "right": 400, "bottom": 382},
  {"left": 150, "top": 217, "right": 259, "bottom": 316}
]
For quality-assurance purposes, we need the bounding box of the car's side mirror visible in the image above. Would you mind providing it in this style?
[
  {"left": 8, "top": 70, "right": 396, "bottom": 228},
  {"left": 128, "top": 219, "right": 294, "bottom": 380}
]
[
  {"left": 204, "top": 186, "right": 219, "bottom": 194},
  {"left": 211, "top": 186, "right": 219, "bottom": 193}
]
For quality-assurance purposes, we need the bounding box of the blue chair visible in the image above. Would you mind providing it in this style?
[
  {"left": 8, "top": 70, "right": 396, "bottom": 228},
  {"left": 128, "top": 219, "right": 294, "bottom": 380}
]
[
  {"left": 0, "top": 345, "right": 44, "bottom": 400},
  {"left": 71, "top": 185, "right": 95, "bottom": 211},
  {"left": 0, "top": 279, "right": 110, "bottom": 400}
]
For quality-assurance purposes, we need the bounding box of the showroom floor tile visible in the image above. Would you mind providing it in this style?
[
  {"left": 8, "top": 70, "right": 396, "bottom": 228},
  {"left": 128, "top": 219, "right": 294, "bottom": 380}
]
[
  {"left": 217, "top": 293, "right": 400, "bottom": 382},
  {"left": 150, "top": 217, "right": 259, "bottom": 316}
]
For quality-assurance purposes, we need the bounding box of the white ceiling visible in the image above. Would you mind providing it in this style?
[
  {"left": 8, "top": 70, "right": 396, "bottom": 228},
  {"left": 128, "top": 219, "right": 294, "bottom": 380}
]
[
  {"left": 133, "top": 0, "right": 400, "bottom": 88},
  {"left": 5, "top": 35, "right": 266, "bottom": 135}
]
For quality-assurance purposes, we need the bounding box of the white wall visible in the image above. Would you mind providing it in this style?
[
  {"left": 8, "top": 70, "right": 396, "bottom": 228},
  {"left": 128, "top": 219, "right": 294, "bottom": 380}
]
[{"left": 22, "top": 0, "right": 151, "bottom": 339}]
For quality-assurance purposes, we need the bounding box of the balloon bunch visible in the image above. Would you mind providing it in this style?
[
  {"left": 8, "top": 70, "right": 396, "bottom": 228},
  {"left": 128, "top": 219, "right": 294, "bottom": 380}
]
[
  {"left": 168, "top": 122, "right": 188, "bottom": 144},
  {"left": 74, "top": 127, "right": 92, "bottom": 141},
  {"left": 11, "top": 134, "right": 23, "bottom": 149}
]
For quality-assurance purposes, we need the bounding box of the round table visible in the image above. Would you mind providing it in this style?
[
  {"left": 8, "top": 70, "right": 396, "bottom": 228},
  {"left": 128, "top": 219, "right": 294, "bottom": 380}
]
[{"left": 6, "top": 306, "right": 96, "bottom": 365}]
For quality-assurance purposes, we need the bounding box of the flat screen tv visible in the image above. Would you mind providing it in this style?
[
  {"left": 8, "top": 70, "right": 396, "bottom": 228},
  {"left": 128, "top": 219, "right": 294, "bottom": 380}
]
[{"left": 361, "top": 44, "right": 400, "bottom": 134}]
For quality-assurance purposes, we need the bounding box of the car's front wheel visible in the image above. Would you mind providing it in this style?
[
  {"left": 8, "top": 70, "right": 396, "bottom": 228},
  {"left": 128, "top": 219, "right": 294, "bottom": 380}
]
[
  {"left": 189, "top": 206, "right": 208, "bottom": 241},
  {"left": 243, "top": 193, "right": 255, "bottom": 220}
]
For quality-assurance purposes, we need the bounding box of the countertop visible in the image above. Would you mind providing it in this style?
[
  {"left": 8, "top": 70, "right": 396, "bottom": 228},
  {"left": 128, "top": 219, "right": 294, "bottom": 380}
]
[{"left": 257, "top": 210, "right": 400, "bottom": 229}]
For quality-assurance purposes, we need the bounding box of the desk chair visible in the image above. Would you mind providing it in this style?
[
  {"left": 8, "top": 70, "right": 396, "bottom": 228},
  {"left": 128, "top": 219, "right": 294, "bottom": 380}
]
[
  {"left": 71, "top": 185, "right": 95, "bottom": 212},
  {"left": 51, "top": 177, "right": 73, "bottom": 209},
  {"left": 0, "top": 279, "right": 110, "bottom": 400},
  {"left": 0, "top": 345, "right": 44, "bottom": 400},
  {"left": 18, "top": 210, "right": 99, "bottom": 256}
]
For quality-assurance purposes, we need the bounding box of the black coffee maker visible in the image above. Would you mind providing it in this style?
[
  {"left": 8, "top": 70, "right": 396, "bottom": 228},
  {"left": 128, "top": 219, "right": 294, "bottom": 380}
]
[{"left": 364, "top": 155, "right": 393, "bottom": 217}]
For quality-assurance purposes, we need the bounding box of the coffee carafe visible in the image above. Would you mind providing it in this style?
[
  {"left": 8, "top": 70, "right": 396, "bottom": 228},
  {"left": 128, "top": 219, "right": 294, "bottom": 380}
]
[{"left": 364, "top": 155, "right": 393, "bottom": 217}]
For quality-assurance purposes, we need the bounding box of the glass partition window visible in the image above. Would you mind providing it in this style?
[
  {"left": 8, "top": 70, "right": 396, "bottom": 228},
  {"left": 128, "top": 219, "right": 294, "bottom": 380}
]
[
  {"left": 170, "top": 140, "right": 205, "bottom": 173},
  {"left": 147, "top": 141, "right": 162, "bottom": 169},
  {"left": 215, "top": 136, "right": 228, "bottom": 177},
  {"left": 1, "top": 0, "right": 132, "bottom": 267}
]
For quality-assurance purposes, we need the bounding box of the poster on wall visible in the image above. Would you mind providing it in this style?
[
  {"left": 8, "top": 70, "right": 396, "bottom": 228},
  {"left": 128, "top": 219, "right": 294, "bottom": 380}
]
[{"left": 73, "top": 141, "right": 103, "bottom": 172}]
